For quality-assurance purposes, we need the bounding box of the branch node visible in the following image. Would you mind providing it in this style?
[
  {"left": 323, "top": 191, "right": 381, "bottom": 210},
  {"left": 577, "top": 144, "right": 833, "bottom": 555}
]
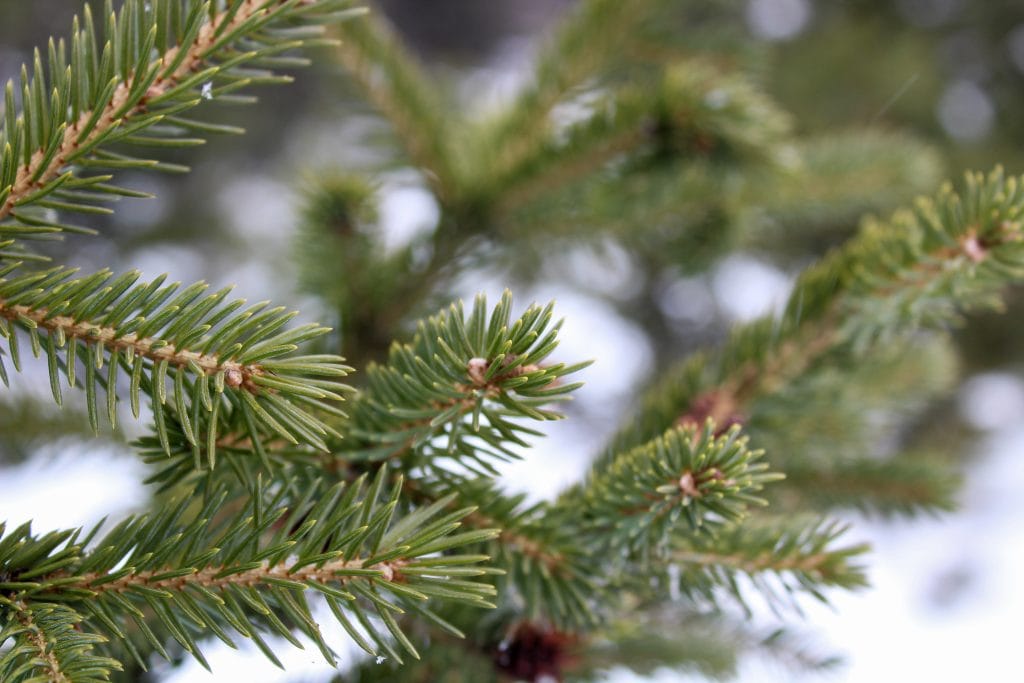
[
  {"left": 467, "top": 357, "right": 488, "bottom": 386},
  {"left": 960, "top": 230, "right": 987, "bottom": 263},
  {"left": 678, "top": 471, "right": 701, "bottom": 498}
]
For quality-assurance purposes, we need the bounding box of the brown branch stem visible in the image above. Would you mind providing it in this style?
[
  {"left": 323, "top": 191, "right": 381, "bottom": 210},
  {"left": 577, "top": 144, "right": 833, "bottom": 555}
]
[
  {"left": 678, "top": 224, "right": 1010, "bottom": 429},
  {"left": 72, "top": 555, "right": 406, "bottom": 596},
  {"left": 0, "top": 298, "right": 259, "bottom": 389},
  {"left": 401, "top": 477, "right": 569, "bottom": 574},
  {"left": 333, "top": 23, "right": 455, "bottom": 202},
  {"left": 491, "top": 125, "right": 647, "bottom": 217},
  {"left": 673, "top": 548, "right": 837, "bottom": 579},
  {"left": 325, "top": 356, "right": 539, "bottom": 470}
]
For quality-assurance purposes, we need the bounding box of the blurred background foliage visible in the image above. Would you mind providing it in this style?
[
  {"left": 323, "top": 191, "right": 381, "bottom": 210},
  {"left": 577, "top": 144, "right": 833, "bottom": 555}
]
[
  {"left": 2, "top": 0, "right": 1024, "bottom": 679},
  {"left": 3, "top": 0, "right": 1022, "bottom": 370}
]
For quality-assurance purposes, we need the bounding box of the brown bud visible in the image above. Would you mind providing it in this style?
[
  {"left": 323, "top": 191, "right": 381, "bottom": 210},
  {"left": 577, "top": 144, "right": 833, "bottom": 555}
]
[
  {"left": 679, "top": 471, "right": 700, "bottom": 498},
  {"left": 961, "top": 233, "right": 987, "bottom": 263},
  {"left": 467, "top": 357, "right": 489, "bottom": 386}
]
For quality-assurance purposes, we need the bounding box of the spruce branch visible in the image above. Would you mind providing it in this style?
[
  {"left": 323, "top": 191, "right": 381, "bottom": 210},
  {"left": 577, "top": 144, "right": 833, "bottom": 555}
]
[
  {"left": 332, "top": 8, "right": 457, "bottom": 202},
  {"left": 410, "top": 476, "right": 599, "bottom": 630},
  {"left": 0, "top": 1, "right": 1004, "bottom": 680},
  {"left": 480, "top": 61, "right": 791, "bottom": 219},
  {"left": 316, "top": 469, "right": 600, "bottom": 631},
  {"left": 477, "top": 0, "right": 657, "bottom": 182},
  {"left": 776, "top": 456, "right": 960, "bottom": 517},
  {"left": 0, "top": 265, "right": 351, "bottom": 460},
  {"left": 138, "top": 291, "right": 587, "bottom": 488},
  {"left": 0, "top": 0, "right": 359, "bottom": 256},
  {"left": 0, "top": 473, "right": 501, "bottom": 673},
  {"left": 324, "top": 291, "right": 588, "bottom": 475},
  {"left": 563, "top": 422, "right": 782, "bottom": 557},
  {"left": 0, "top": 601, "right": 121, "bottom": 683},
  {"left": 496, "top": 131, "right": 937, "bottom": 277},
  {"left": 741, "top": 337, "right": 962, "bottom": 516},
  {"left": 666, "top": 517, "right": 868, "bottom": 614},
  {"left": 604, "top": 167, "right": 1024, "bottom": 463},
  {"left": 292, "top": 172, "right": 447, "bottom": 368},
  {"left": 496, "top": 158, "right": 745, "bottom": 284},
  {"left": 741, "top": 129, "right": 945, "bottom": 253}
]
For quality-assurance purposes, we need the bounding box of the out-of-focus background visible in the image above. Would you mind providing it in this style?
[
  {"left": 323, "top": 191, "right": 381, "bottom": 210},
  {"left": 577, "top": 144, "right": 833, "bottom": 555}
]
[{"left": 2, "top": 0, "right": 1024, "bottom": 680}]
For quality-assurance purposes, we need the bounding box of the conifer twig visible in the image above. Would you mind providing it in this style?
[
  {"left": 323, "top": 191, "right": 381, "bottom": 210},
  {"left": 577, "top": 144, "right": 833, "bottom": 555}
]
[
  {"left": 0, "top": 601, "right": 121, "bottom": 682},
  {"left": 12, "top": 602, "right": 69, "bottom": 683},
  {"left": 603, "top": 168, "right": 1024, "bottom": 464},
  {"left": 0, "top": 266, "right": 351, "bottom": 457},
  {"left": 1, "top": 0, "right": 358, "bottom": 254},
  {"left": 0, "top": 476, "right": 502, "bottom": 671},
  {"left": 568, "top": 423, "right": 782, "bottom": 556},
  {"left": 482, "top": 62, "right": 791, "bottom": 221},
  {"left": 324, "top": 291, "right": 587, "bottom": 473},
  {"left": 478, "top": 0, "right": 650, "bottom": 180},
  {"left": 333, "top": 9, "right": 458, "bottom": 201},
  {"left": 2, "top": 1, "right": 262, "bottom": 221}
]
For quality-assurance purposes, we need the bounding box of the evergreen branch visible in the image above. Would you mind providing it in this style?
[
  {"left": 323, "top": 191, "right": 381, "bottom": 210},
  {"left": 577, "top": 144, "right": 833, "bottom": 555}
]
[
  {"left": 480, "top": 61, "right": 791, "bottom": 217},
  {"left": 0, "top": 0, "right": 359, "bottom": 253},
  {"left": 136, "top": 418, "right": 320, "bottom": 491},
  {"left": 563, "top": 422, "right": 782, "bottom": 556},
  {"left": 306, "top": 466, "right": 601, "bottom": 631},
  {"left": 339, "top": 610, "right": 839, "bottom": 683},
  {"left": 484, "top": 96, "right": 647, "bottom": 217},
  {"left": 339, "top": 613, "right": 586, "bottom": 683},
  {"left": 500, "top": 150, "right": 721, "bottom": 237},
  {"left": 742, "top": 129, "right": 945, "bottom": 253},
  {"left": 332, "top": 7, "right": 458, "bottom": 201},
  {"left": 325, "top": 290, "right": 588, "bottom": 475},
  {"left": 743, "top": 336, "right": 958, "bottom": 456},
  {"left": 667, "top": 517, "right": 868, "bottom": 613},
  {"left": 738, "top": 337, "right": 961, "bottom": 516},
  {"left": 337, "top": 608, "right": 839, "bottom": 683},
  {"left": 0, "top": 601, "right": 121, "bottom": 683},
  {"left": 498, "top": 158, "right": 744, "bottom": 283},
  {"left": 315, "top": 468, "right": 600, "bottom": 630},
  {"left": 0, "top": 265, "right": 351, "bottom": 459},
  {"left": 776, "top": 455, "right": 960, "bottom": 517},
  {"left": 495, "top": 130, "right": 938, "bottom": 278},
  {"left": 0, "top": 473, "right": 500, "bottom": 672},
  {"left": 835, "top": 168, "right": 1024, "bottom": 344},
  {"left": 603, "top": 167, "right": 1024, "bottom": 461},
  {"left": 141, "top": 291, "right": 587, "bottom": 487},
  {"left": 292, "top": 172, "right": 437, "bottom": 367},
  {"left": 478, "top": 0, "right": 652, "bottom": 181},
  {"left": 412, "top": 476, "right": 599, "bottom": 629}
]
